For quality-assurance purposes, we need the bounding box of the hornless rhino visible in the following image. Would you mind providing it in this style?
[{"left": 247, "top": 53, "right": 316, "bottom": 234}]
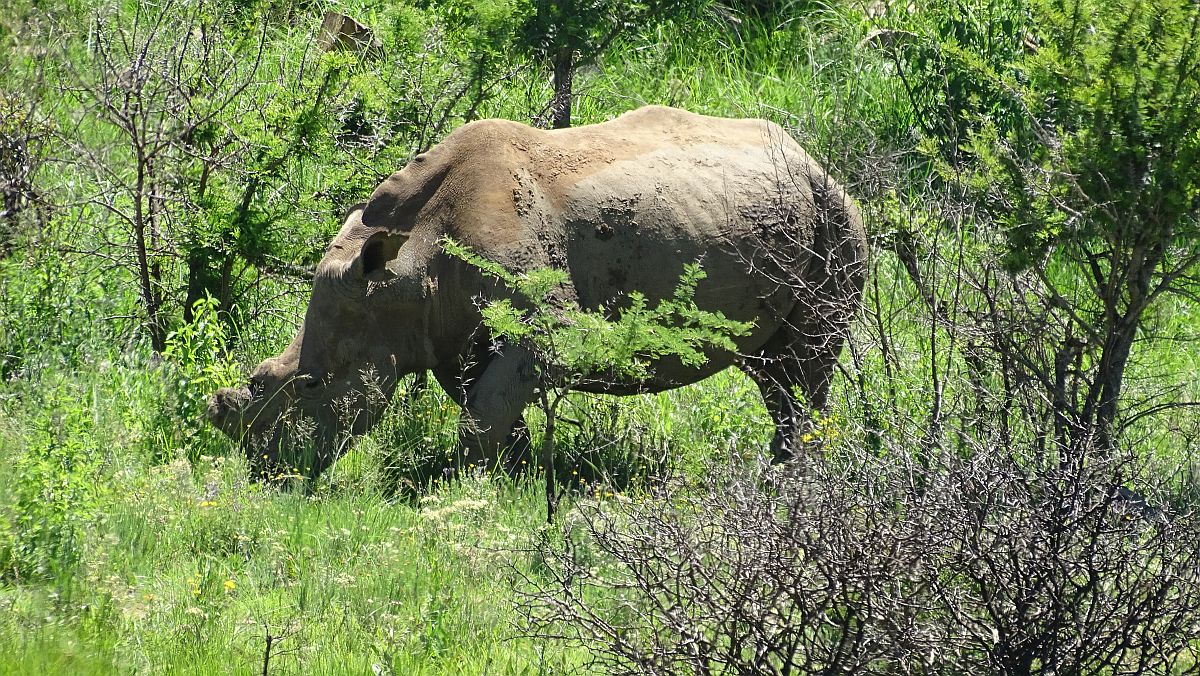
[{"left": 207, "top": 106, "right": 868, "bottom": 479}]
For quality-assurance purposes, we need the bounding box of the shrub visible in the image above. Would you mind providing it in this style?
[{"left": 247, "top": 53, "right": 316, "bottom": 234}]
[
  {"left": 160, "top": 296, "right": 242, "bottom": 463},
  {"left": 521, "top": 439, "right": 1200, "bottom": 674},
  {"left": 445, "top": 238, "right": 751, "bottom": 518},
  {"left": 0, "top": 402, "right": 109, "bottom": 582}
]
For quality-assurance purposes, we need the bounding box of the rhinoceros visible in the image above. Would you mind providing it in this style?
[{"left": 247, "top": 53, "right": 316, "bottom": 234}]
[{"left": 207, "top": 106, "right": 867, "bottom": 479}]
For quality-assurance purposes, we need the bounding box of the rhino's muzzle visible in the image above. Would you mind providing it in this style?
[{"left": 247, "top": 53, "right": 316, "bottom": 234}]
[{"left": 207, "top": 386, "right": 252, "bottom": 437}]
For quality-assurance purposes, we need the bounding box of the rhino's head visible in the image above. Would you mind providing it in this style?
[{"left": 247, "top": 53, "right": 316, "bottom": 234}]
[{"left": 207, "top": 199, "right": 438, "bottom": 480}]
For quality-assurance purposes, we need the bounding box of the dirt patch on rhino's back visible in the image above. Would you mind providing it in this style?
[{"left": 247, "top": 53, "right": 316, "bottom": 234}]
[
  {"left": 559, "top": 140, "right": 816, "bottom": 317},
  {"left": 367, "top": 107, "right": 795, "bottom": 241},
  {"left": 432, "top": 106, "right": 818, "bottom": 285},
  {"left": 490, "top": 107, "right": 794, "bottom": 207},
  {"left": 402, "top": 110, "right": 741, "bottom": 259},
  {"left": 390, "top": 107, "right": 818, "bottom": 298}
]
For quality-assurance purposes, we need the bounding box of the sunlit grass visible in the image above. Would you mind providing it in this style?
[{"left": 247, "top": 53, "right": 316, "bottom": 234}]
[
  {"left": 0, "top": 373, "right": 591, "bottom": 673},
  {"left": 0, "top": 344, "right": 784, "bottom": 673}
]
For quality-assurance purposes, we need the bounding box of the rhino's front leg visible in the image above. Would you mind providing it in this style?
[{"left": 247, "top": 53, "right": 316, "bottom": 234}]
[{"left": 458, "top": 343, "right": 537, "bottom": 473}]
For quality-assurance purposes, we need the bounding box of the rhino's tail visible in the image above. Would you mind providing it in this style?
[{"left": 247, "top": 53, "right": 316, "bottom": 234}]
[{"left": 805, "top": 166, "right": 869, "bottom": 331}]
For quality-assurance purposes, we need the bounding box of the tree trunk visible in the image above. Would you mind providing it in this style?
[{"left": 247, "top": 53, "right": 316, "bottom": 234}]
[
  {"left": 549, "top": 47, "right": 574, "bottom": 130},
  {"left": 184, "top": 250, "right": 217, "bottom": 323},
  {"left": 542, "top": 391, "right": 560, "bottom": 523},
  {"left": 543, "top": 412, "right": 557, "bottom": 522},
  {"left": 134, "top": 157, "right": 166, "bottom": 353},
  {"left": 1091, "top": 316, "right": 1139, "bottom": 452}
]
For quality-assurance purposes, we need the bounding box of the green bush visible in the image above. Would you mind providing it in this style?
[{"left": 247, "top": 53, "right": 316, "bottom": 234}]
[
  {"left": 0, "top": 402, "right": 108, "bottom": 582},
  {"left": 889, "top": 0, "right": 1200, "bottom": 452},
  {"left": 160, "top": 296, "right": 242, "bottom": 464}
]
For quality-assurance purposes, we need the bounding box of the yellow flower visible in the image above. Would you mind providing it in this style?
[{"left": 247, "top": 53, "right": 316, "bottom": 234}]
[
  {"left": 223, "top": 579, "right": 236, "bottom": 592},
  {"left": 199, "top": 500, "right": 218, "bottom": 508}
]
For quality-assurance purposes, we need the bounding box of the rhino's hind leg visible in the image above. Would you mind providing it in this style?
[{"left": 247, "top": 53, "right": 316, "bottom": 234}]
[
  {"left": 741, "top": 350, "right": 808, "bottom": 463},
  {"left": 742, "top": 308, "right": 847, "bottom": 463},
  {"left": 455, "top": 344, "right": 538, "bottom": 474}
]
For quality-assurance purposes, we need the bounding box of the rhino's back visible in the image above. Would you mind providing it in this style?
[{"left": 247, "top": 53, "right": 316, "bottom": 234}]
[
  {"left": 561, "top": 141, "right": 816, "bottom": 317},
  {"left": 521, "top": 109, "right": 818, "bottom": 323},
  {"left": 436, "top": 108, "right": 824, "bottom": 361}
]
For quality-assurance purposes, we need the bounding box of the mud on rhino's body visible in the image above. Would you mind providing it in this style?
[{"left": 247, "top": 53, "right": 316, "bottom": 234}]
[{"left": 208, "top": 106, "right": 868, "bottom": 478}]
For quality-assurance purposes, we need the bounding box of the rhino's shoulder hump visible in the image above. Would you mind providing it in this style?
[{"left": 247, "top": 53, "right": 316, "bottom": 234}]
[
  {"left": 599, "top": 106, "right": 794, "bottom": 153},
  {"left": 441, "top": 118, "right": 535, "bottom": 155}
]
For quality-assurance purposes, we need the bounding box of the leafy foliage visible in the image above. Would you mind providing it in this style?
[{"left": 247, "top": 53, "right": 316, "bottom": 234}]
[
  {"left": 515, "top": 0, "right": 705, "bottom": 65},
  {"left": 446, "top": 237, "right": 752, "bottom": 518},
  {"left": 444, "top": 238, "right": 751, "bottom": 386},
  {"left": 0, "top": 91, "right": 47, "bottom": 253},
  {"left": 0, "top": 245, "right": 126, "bottom": 380},
  {"left": 889, "top": 0, "right": 1200, "bottom": 452},
  {"left": 0, "top": 402, "right": 108, "bottom": 582},
  {"left": 960, "top": 0, "right": 1200, "bottom": 272},
  {"left": 161, "top": 295, "right": 242, "bottom": 462},
  {"left": 895, "top": 0, "right": 1033, "bottom": 162}
]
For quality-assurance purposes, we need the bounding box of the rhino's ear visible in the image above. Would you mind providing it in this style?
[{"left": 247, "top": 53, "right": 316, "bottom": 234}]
[
  {"left": 362, "top": 156, "right": 449, "bottom": 232},
  {"left": 358, "top": 230, "right": 408, "bottom": 282}
]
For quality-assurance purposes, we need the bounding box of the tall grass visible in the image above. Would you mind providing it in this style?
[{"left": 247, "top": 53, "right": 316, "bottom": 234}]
[{"left": 0, "top": 363, "right": 594, "bottom": 673}]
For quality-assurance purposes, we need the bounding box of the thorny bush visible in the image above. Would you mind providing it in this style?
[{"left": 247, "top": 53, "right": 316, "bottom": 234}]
[{"left": 519, "top": 437, "right": 1200, "bottom": 675}]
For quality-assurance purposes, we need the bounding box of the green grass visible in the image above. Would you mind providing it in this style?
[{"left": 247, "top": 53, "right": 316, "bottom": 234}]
[
  {"left": 0, "top": 370, "right": 585, "bottom": 674},
  {"left": 0, "top": 278, "right": 783, "bottom": 673}
]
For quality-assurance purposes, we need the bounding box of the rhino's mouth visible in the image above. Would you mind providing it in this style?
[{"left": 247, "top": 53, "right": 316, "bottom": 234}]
[
  {"left": 207, "top": 386, "right": 253, "bottom": 437},
  {"left": 207, "top": 372, "right": 388, "bottom": 482},
  {"left": 245, "top": 416, "right": 341, "bottom": 483}
]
